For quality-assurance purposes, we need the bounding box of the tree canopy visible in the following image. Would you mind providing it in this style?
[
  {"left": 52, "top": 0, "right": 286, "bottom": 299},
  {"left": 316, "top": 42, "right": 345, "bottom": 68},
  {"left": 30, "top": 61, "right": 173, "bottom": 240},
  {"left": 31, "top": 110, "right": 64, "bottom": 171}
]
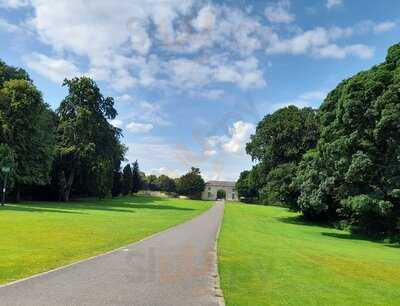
[
  {"left": 296, "top": 43, "right": 400, "bottom": 236},
  {"left": 0, "top": 78, "right": 56, "bottom": 199},
  {"left": 56, "top": 77, "right": 124, "bottom": 201},
  {"left": 177, "top": 167, "right": 205, "bottom": 199}
]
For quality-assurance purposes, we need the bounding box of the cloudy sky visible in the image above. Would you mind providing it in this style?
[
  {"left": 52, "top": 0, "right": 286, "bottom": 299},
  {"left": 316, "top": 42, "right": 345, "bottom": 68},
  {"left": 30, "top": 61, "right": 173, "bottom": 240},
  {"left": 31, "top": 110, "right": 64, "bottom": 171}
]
[{"left": 0, "top": 0, "right": 399, "bottom": 181}]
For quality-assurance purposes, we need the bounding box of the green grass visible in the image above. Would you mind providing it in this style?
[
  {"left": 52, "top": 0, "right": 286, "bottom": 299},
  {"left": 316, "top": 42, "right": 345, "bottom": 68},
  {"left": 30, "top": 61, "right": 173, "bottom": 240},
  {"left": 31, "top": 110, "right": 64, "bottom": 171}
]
[
  {"left": 218, "top": 203, "right": 400, "bottom": 306},
  {"left": 0, "top": 196, "right": 211, "bottom": 285}
]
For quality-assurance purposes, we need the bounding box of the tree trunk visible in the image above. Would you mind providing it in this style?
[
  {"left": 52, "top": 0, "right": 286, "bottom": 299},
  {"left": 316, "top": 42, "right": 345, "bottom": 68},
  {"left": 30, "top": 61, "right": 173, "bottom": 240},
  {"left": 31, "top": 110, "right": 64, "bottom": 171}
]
[
  {"left": 58, "top": 168, "right": 75, "bottom": 202},
  {"left": 15, "top": 184, "right": 21, "bottom": 202}
]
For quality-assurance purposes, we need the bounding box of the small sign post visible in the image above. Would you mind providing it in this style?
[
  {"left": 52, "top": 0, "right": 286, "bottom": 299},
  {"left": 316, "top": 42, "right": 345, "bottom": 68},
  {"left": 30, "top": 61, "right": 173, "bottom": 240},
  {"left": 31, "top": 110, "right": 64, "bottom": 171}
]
[{"left": 1, "top": 166, "right": 10, "bottom": 206}]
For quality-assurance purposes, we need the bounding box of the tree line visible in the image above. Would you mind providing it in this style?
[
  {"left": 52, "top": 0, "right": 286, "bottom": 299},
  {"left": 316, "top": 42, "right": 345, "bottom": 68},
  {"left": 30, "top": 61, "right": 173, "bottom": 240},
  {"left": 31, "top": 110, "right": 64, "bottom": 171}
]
[
  {"left": 237, "top": 43, "right": 400, "bottom": 239},
  {"left": 114, "top": 164, "right": 205, "bottom": 199},
  {"left": 0, "top": 60, "right": 206, "bottom": 201}
]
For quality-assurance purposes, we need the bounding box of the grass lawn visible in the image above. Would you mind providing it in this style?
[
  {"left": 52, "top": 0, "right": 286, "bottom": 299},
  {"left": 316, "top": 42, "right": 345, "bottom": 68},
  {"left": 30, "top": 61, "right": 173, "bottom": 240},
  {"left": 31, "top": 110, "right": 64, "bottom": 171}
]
[
  {"left": 218, "top": 202, "right": 400, "bottom": 306},
  {"left": 0, "top": 196, "right": 211, "bottom": 285}
]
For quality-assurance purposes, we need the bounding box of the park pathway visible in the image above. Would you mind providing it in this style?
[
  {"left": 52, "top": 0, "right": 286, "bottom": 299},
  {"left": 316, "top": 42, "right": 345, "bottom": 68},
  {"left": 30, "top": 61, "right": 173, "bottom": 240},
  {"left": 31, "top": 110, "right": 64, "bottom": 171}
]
[{"left": 0, "top": 202, "right": 225, "bottom": 306}]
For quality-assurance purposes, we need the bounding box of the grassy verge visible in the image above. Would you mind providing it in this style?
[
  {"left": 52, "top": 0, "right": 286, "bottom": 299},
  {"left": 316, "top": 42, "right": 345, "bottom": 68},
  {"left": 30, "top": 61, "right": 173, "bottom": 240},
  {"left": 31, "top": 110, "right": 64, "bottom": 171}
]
[
  {"left": 218, "top": 202, "right": 400, "bottom": 306},
  {"left": 0, "top": 196, "right": 211, "bottom": 285}
]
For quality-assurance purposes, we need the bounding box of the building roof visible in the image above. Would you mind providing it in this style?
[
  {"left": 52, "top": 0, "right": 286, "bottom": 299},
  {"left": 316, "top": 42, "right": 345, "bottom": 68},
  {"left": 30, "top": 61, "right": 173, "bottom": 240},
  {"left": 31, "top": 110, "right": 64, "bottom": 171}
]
[{"left": 205, "top": 180, "right": 236, "bottom": 187}]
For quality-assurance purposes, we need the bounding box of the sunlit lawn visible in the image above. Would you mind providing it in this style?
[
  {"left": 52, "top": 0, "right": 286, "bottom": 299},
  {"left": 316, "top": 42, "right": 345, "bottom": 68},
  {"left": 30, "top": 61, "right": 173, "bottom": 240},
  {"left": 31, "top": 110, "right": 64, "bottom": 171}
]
[
  {"left": 0, "top": 196, "right": 211, "bottom": 285},
  {"left": 218, "top": 202, "right": 400, "bottom": 306}
]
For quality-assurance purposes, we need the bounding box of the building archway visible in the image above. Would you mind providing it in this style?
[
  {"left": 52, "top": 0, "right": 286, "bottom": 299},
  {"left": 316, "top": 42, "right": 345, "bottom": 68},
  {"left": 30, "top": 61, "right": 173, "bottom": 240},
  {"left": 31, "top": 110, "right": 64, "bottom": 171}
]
[{"left": 217, "top": 189, "right": 226, "bottom": 200}]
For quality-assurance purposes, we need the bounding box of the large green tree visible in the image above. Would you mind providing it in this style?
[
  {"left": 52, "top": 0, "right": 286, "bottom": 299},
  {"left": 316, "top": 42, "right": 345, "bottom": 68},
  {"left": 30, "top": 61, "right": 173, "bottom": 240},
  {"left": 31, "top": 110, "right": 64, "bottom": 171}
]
[
  {"left": 247, "top": 106, "right": 320, "bottom": 168},
  {"left": 235, "top": 170, "right": 258, "bottom": 201},
  {"left": 131, "top": 160, "right": 142, "bottom": 193},
  {"left": 158, "top": 175, "right": 176, "bottom": 193},
  {"left": 56, "top": 77, "right": 123, "bottom": 201},
  {"left": 0, "top": 79, "right": 56, "bottom": 200},
  {"left": 0, "top": 59, "right": 30, "bottom": 87},
  {"left": 121, "top": 164, "right": 133, "bottom": 196},
  {"left": 245, "top": 106, "right": 320, "bottom": 205},
  {"left": 177, "top": 167, "right": 205, "bottom": 199},
  {"left": 297, "top": 43, "right": 400, "bottom": 236}
]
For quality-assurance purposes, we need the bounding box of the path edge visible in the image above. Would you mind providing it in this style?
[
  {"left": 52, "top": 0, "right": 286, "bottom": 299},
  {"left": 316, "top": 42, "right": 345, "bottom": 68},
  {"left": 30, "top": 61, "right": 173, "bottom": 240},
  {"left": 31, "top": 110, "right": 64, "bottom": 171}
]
[
  {"left": 0, "top": 202, "right": 215, "bottom": 289},
  {"left": 213, "top": 201, "right": 226, "bottom": 306}
]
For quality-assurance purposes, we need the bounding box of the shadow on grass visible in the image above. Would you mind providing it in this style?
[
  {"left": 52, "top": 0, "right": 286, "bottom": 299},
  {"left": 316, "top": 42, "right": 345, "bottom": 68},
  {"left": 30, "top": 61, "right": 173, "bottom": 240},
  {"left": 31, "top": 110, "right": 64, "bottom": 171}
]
[
  {"left": 321, "top": 232, "right": 372, "bottom": 241},
  {"left": 386, "top": 244, "right": 400, "bottom": 248},
  {"left": 0, "top": 196, "right": 196, "bottom": 214},
  {"left": 322, "top": 232, "right": 400, "bottom": 248},
  {"left": 276, "top": 215, "right": 332, "bottom": 229},
  {"left": 0, "top": 205, "right": 86, "bottom": 214}
]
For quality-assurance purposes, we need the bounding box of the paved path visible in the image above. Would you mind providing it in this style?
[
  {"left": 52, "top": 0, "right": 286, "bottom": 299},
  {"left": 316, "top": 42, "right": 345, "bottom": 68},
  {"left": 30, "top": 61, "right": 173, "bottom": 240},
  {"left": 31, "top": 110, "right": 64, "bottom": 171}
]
[{"left": 0, "top": 202, "right": 225, "bottom": 306}]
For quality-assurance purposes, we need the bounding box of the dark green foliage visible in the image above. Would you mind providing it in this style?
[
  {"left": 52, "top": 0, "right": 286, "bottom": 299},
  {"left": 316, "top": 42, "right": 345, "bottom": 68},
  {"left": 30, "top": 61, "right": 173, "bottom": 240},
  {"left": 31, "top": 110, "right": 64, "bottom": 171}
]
[
  {"left": 260, "top": 163, "right": 299, "bottom": 209},
  {"left": 111, "top": 169, "right": 122, "bottom": 197},
  {"left": 131, "top": 160, "right": 142, "bottom": 193},
  {"left": 246, "top": 106, "right": 320, "bottom": 168},
  {"left": 296, "top": 43, "right": 400, "bottom": 237},
  {"left": 0, "top": 59, "right": 30, "bottom": 87},
  {"left": 244, "top": 106, "right": 320, "bottom": 206},
  {"left": 146, "top": 175, "right": 158, "bottom": 191},
  {"left": 0, "top": 79, "right": 56, "bottom": 197},
  {"left": 0, "top": 144, "right": 15, "bottom": 191},
  {"left": 56, "top": 77, "right": 124, "bottom": 201},
  {"left": 121, "top": 164, "right": 133, "bottom": 195},
  {"left": 157, "top": 175, "right": 176, "bottom": 193},
  {"left": 236, "top": 170, "right": 258, "bottom": 201},
  {"left": 177, "top": 167, "right": 205, "bottom": 199}
]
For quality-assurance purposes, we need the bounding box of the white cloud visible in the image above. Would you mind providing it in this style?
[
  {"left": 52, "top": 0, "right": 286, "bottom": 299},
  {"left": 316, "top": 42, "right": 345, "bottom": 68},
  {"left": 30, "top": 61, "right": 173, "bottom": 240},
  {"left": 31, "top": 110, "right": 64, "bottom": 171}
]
[
  {"left": 116, "top": 94, "right": 134, "bottom": 103},
  {"left": 0, "top": 18, "right": 22, "bottom": 33},
  {"left": 192, "top": 5, "right": 216, "bottom": 31},
  {"left": 315, "top": 44, "right": 374, "bottom": 59},
  {"left": 7, "top": 0, "right": 383, "bottom": 92},
  {"left": 150, "top": 167, "right": 180, "bottom": 178},
  {"left": 192, "top": 89, "right": 225, "bottom": 100},
  {"left": 271, "top": 90, "right": 327, "bottom": 111},
  {"left": 373, "top": 21, "right": 396, "bottom": 33},
  {"left": 0, "top": 0, "right": 29, "bottom": 8},
  {"left": 266, "top": 25, "right": 375, "bottom": 59},
  {"left": 326, "top": 0, "right": 342, "bottom": 9},
  {"left": 265, "top": 0, "right": 295, "bottom": 24},
  {"left": 222, "top": 121, "right": 255, "bottom": 154},
  {"left": 206, "top": 121, "right": 255, "bottom": 155},
  {"left": 126, "top": 121, "right": 154, "bottom": 133},
  {"left": 23, "top": 53, "right": 81, "bottom": 83},
  {"left": 128, "top": 19, "right": 152, "bottom": 55}
]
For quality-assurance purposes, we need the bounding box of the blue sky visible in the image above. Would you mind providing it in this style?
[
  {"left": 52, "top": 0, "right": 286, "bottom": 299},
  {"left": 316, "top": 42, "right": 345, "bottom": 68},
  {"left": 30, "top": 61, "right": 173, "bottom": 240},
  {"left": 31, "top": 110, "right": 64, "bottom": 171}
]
[{"left": 0, "top": 0, "right": 399, "bottom": 181}]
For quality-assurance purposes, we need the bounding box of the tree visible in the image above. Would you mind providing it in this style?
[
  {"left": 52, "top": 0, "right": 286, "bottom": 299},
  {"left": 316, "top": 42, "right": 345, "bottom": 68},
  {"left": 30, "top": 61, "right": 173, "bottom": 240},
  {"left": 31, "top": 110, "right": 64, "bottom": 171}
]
[
  {"left": 246, "top": 106, "right": 320, "bottom": 168},
  {"left": 244, "top": 106, "right": 320, "bottom": 206},
  {"left": 131, "top": 160, "right": 142, "bottom": 193},
  {"left": 260, "top": 163, "right": 299, "bottom": 209},
  {"left": 56, "top": 77, "right": 123, "bottom": 201},
  {"left": 158, "top": 175, "right": 176, "bottom": 193},
  {"left": 121, "top": 164, "right": 133, "bottom": 195},
  {"left": 0, "top": 59, "right": 30, "bottom": 87},
  {"left": 236, "top": 170, "right": 258, "bottom": 201},
  {"left": 296, "top": 43, "right": 400, "bottom": 237},
  {"left": 146, "top": 175, "right": 158, "bottom": 191},
  {"left": 0, "top": 79, "right": 56, "bottom": 200},
  {"left": 0, "top": 144, "right": 15, "bottom": 199},
  {"left": 177, "top": 167, "right": 205, "bottom": 199},
  {"left": 111, "top": 169, "right": 122, "bottom": 197}
]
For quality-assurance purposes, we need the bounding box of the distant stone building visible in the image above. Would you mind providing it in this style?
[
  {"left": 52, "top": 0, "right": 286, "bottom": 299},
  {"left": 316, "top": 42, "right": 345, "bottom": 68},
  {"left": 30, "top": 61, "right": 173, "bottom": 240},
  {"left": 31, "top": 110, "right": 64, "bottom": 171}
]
[{"left": 201, "top": 181, "right": 238, "bottom": 201}]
